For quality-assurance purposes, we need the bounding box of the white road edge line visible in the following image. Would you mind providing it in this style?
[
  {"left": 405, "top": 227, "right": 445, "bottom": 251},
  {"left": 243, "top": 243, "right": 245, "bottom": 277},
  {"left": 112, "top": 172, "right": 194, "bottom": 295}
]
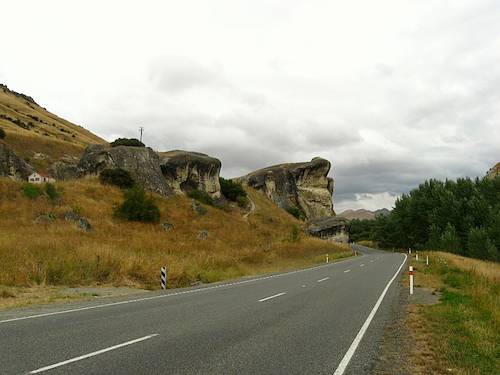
[
  {"left": 344, "top": 269, "right": 351, "bottom": 273},
  {"left": 317, "top": 277, "right": 330, "bottom": 283},
  {"left": 29, "top": 334, "right": 159, "bottom": 374},
  {"left": 0, "top": 254, "right": 362, "bottom": 325},
  {"left": 333, "top": 254, "right": 407, "bottom": 375},
  {"left": 258, "top": 292, "right": 286, "bottom": 302}
]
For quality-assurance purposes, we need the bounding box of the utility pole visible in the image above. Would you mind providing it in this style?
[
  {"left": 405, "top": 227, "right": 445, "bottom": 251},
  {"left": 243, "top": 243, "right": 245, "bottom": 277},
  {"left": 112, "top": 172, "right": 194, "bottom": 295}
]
[{"left": 139, "top": 126, "right": 144, "bottom": 143}]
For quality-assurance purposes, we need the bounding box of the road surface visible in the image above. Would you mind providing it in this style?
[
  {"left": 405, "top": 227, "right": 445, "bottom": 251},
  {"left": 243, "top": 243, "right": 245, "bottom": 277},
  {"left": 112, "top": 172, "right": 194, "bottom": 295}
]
[{"left": 0, "top": 245, "right": 406, "bottom": 374}]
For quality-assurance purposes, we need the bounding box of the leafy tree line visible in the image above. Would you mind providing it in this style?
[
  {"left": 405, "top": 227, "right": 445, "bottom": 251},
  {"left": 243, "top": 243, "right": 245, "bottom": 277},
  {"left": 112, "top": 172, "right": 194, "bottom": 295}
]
[{"left": 349, "top": 177, "right": 500, "bottom": 261}]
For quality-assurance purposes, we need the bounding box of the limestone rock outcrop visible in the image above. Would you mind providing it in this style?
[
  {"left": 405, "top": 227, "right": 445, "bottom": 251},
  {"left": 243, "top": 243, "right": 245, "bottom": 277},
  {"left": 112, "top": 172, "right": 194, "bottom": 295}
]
[
  {"left": 306, "top": 216, "right": 349, "bottom": 243},
  {"left": 78, "top": 144, "right": 172, "bottom": 196},
  {"left": 487, "top": 162, "right": 500, "bottom": 180},
  {"left": 238, "top": 157, "right": 334, "bottom": 220},
  {"left": 159, "top": 150, "right": 222, "bottom": 198},
  {"left": 0, "top": 143, "right": 33, "bottom": 180}
]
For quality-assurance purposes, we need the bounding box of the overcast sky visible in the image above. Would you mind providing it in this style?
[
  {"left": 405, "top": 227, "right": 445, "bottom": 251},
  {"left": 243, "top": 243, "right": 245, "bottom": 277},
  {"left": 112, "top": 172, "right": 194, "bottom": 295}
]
[{"left": 2, "top": 0, "right": 499, "bottom": 211}]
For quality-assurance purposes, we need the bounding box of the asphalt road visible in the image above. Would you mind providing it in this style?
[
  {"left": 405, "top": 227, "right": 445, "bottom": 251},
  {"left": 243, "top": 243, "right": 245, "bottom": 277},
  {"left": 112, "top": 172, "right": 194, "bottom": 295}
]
[{"left": 0, "top": 245, "right": 407, "bottom": 375}]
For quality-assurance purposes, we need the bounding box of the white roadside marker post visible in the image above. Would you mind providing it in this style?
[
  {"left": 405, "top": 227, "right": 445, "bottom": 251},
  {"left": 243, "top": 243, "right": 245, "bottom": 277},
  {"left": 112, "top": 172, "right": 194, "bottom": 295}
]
[
  {"left": 326, "top": 254, "right": 329, "bottom": 263},
  {"left": 416, "top": 252, "right": 419, "bottom": 262},
  {"left": 426, "top": 255, "right": 429, "bottom": 266},
  {"left": 409, "top": 266, "right": 414, "bottom": 295},
  {"left": 160, "top": 266, "right": 167, "bottom": 290},
  {"left": 409, "top": 248, "right": 412, "bottom": 254}
]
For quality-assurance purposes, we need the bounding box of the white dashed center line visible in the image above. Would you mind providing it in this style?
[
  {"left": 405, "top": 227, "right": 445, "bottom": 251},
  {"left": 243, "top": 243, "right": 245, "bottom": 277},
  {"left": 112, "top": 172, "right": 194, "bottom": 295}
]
[
  {"left": 344, "top": 269, "right": 351, "bottom": 273},
  {"left": 360, "top": 264, "right": 365, "bottom": 267},
  {"left": 29, "top": 334, "right": 159, "bottom": 373},
  {"left": 317, "top": 277, "right": 330, "bottom": 283},
  {"left": 258, "top": 292, "right": 286, "bottom": 302}
]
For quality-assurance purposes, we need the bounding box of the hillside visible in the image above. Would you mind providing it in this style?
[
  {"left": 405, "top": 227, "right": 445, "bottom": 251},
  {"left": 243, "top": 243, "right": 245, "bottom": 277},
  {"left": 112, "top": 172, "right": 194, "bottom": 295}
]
[
  {"left": 0, "top": 84, "right": 105, "bottom": 173},
  {"left": 0, "top": 177, "right": 350, "bottom": 308},
  {"left": 338, "top": 208, "right": 390, "bottom": 221}
]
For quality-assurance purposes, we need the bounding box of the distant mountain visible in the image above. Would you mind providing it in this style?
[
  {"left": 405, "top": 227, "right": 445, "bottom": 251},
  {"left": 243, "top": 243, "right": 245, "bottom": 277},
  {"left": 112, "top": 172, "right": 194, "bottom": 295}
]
[{"left": 337, "top": 208, "right": 390, "bottom": 221}]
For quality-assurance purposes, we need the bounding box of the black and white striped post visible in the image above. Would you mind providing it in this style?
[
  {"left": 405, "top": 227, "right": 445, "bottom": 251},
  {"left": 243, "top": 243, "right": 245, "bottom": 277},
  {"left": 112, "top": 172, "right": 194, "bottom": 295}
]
[{"left": 160, "top": 266, "right": 167, "bottom": 290}]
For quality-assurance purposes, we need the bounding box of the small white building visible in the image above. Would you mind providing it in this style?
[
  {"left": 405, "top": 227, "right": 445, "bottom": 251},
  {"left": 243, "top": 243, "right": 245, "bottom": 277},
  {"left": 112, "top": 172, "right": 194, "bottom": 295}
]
[{"left": 28, "top": 172, "right": 55, "bottom": 184}]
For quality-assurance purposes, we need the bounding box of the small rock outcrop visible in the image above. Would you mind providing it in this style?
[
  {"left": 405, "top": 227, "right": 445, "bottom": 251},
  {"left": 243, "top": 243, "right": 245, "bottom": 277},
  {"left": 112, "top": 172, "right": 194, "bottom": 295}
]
[
  {"left": 238, "top": 157, "right": 334, "bottom": 220},
  {"left": 0, "top": 143, "right": 33, "bottom": 180},
  {"left": 191, "top": 200, "right": 207, "bottom": 215},
  {"left": 78, "top": 145, "right": 172, "bottom": 196},
  {"left": 487, "top": 162, "right": 500, "bottom": 180},
  {"left": 158, "top": 150, "right": 222, "bottom": 198},
  {"left": 63, "top": 210, "right": 92, "bottom": 231},
  {"left": 306, "top": 216, "right": 349, "bottom": 243}
]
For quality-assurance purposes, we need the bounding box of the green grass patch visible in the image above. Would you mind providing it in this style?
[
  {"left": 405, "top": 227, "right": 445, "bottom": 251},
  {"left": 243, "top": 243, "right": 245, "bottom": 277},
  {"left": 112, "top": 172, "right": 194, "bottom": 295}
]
[{"left": 422, "top": 260, "right": 499, "bottom": 374}]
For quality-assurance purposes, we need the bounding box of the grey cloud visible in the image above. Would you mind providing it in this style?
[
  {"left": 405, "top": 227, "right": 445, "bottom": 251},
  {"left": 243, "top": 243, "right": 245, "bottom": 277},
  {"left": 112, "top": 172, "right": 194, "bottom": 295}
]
[{"left": 149, "top": 56, "right": 223, "bottom": 94}]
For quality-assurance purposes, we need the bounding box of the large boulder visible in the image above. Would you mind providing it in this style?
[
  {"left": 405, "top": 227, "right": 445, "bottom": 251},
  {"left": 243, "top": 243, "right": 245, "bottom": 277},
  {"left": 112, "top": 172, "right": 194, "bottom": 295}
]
[
  {"left": 306, "top": 216, "right": 349, "bottom": 243},
  {"left": 0, "top": 143, "right": 33, "bottom": 180},
  {"left": 158, "top": 150, "right": 222, "bottom": 198},
  {"left": 238, "top": 157, "right": 334, "bottom": 220},
  {"left": 78, "top": 144, "right": 172, "bottom": 196}
]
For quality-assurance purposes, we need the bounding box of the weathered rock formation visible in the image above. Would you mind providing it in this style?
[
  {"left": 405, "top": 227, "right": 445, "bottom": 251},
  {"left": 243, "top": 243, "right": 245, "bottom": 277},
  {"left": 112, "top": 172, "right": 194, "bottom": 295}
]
[
  {"left": 306, "top": 216, "right": 349, "bottom": 243},
  {"left": 487, "top": 162, "right": 500, "bottom": 180},
  {"left": 238, "top": 157, "right": 334, "bottom": 220},
  {"left": 0, "top": 143, "right": 33, "bottom": 180},
  {"left": 78, "top": 144, "right": 172, "bottom": 196},
  {"left": 159, "top": 150, "right": 222, "bottom": 198}
]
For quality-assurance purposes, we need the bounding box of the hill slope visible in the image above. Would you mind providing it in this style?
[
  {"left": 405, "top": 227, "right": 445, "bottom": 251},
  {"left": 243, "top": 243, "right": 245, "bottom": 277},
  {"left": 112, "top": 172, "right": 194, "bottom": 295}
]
[
  {"left": 0, "top": 177, "right": 350, "bottom": 307},
  {"left": 0, "top": 84, "right": 105, "bottom": 172}
]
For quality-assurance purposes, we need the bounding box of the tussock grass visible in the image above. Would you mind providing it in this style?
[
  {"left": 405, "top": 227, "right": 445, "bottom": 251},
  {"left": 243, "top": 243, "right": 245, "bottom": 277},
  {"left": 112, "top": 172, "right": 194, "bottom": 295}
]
[
  {"left": 0, "top": 178, "right": 351, "bottom": 302},
  {"left": 406, "top": 251, "right": 499, "bottom": 374}
]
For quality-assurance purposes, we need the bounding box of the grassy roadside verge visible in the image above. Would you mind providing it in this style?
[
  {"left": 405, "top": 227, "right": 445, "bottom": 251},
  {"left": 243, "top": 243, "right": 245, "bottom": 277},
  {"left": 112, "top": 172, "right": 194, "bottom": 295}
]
[{"left": 404, "top": 251, "right": 499, "bottom": 374}]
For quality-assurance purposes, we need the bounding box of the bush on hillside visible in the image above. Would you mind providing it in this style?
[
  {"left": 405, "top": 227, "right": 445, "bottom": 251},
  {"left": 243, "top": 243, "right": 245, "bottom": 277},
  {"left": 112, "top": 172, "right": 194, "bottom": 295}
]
[
  {"left": 187, "top": 190, "right": 214, "bottom": 206},
  {"left": 0, "top": 128, "right": 5, "bottom": 139},
  {"left": 114, "top": 186, "right": 160, "bottom": 223},
  {"left": 44, "top": 183, "right": 59, "bottom": 201},
  {"left": 219, "top": 177, "right": 249, "bottom": 208},
  {"left": 286, "top": 206, "right": 305, "bottom": 221},
  {"left": 99, "top": 168, "right": 135, "bottom": 188},
  {"left": 110, "top": 138, "right": 145, "bottom": 148},
  {"left": 22, "top": 183, "right": 42, "bottom": 199}
]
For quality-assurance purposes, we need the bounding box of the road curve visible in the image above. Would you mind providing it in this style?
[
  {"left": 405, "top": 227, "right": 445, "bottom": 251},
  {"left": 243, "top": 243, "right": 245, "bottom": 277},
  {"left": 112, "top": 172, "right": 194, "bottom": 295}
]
[{"left": 0, "top": 245, "right": 406, "bottom": 374}]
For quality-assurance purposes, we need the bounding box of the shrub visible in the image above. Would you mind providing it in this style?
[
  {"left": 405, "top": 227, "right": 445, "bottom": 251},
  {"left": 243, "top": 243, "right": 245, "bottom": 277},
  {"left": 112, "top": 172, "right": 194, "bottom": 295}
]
[
  {"left": 110, "top": 138, "right": 145, "bottom": 148},
  {"left": 219, "top": 177, "right": 247, "bottom": 201},
  {"left": 290, "top": 225, "right": 301, "bottom": 242},
  {"left": 236, "top": 195, "right": 250, "bottom": 208},
  {"left": 44, "top": 183, "right": 59, "bottom": 201},
  {"left": 286, "top": 206, "right": 305, "bottom": 221},
  {"left": 22, "top": 183, "right": 42, "bottom": 199},
  {"left": 99, "top": 168, "right": 135, "bottom": 188},
  {"left": 114, "top": 186, "right": 160, "bottom": 223},
  {"left": 0, "top": 128, "right": 5, "bottom": 139},
  {"left": 187, "top": 190, "right": 214, "bottom": 206}
]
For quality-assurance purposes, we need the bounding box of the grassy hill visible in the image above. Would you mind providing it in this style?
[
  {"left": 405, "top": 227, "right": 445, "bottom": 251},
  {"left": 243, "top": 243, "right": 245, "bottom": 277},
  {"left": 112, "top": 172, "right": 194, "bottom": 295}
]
[
  {"left": 0, "top": 84, "right": 105, "bottom": 172},
  {"left": 0, "top": 177, "right": 351, "bottom": 308}
]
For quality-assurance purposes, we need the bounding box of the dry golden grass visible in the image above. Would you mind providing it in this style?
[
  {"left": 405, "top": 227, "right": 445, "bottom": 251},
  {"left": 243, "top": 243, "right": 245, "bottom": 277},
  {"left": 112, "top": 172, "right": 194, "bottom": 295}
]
[
  {"left": 436, "top": 251, "right": 500, "bottom": 283},
  {"left": 0, "top": 178, "right": 351, "bottom": 307}
]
